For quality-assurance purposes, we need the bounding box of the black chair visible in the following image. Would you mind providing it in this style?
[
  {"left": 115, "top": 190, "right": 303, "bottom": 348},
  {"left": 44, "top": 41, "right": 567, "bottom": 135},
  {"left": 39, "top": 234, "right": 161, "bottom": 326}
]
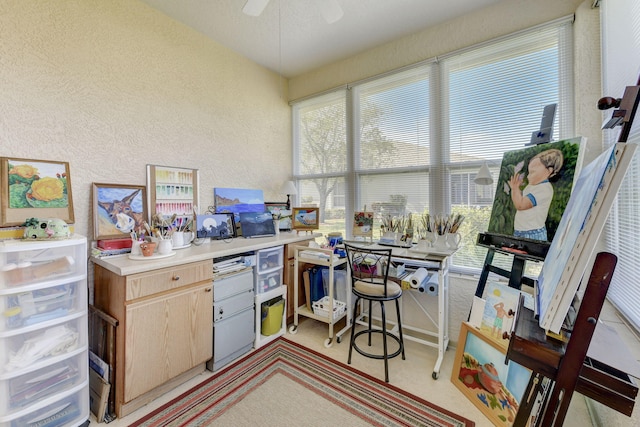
[{"left": 344, "top": 243, "right": 405, "bottom": 382}]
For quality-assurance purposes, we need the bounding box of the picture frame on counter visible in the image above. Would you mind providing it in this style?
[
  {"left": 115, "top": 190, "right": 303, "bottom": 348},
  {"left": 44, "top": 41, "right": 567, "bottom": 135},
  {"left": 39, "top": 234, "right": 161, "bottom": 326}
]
[
  {"left": 292, "top": 207, "right": 319, "bottom": 231},
  {"left": 265, "top": 202, "right": 292, "bottom": 230},
  {"left": 147, "top": 164, "right": 199, "bottom": 222},
  {"left": 92, "top": 183, "right": 147, "bottom": 240}
]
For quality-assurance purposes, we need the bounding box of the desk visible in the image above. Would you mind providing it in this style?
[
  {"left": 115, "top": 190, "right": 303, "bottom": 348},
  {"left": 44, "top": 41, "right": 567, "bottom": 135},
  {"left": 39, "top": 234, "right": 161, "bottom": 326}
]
[{"left": 346, "top": 241, "right": 455, "bottom": 379}]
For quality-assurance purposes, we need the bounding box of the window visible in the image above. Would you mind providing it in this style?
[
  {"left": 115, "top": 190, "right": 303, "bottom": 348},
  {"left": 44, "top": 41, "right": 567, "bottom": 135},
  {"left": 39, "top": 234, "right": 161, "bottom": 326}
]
[
  {"left": 601, "top": 0, "right": 640, "bottom": 331},
  {"left": 292, "top": 19, "right": 574, "bottom": 272}
]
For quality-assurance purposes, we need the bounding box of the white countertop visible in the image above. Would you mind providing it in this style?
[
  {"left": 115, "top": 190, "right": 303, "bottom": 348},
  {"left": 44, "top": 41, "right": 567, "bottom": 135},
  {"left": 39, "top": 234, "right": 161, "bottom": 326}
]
[{"left": 92, "top": 232, "right": 320, "bottom": 276}]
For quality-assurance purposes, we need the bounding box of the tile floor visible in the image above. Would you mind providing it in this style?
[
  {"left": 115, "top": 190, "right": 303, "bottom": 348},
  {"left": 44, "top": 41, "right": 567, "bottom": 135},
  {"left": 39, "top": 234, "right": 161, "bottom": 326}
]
[{"left": 91, "top": 313, "right": 637, "bottom": 427}]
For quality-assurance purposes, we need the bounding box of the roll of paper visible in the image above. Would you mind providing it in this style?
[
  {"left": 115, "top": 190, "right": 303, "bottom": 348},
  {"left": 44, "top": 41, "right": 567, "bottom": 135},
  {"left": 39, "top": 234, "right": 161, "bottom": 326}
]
[
  {"left": 410, "top": 268, "right": 429, "bottom": 289},
  {"left": 425, "top": 274, "right": 439, "bottom": 296}
]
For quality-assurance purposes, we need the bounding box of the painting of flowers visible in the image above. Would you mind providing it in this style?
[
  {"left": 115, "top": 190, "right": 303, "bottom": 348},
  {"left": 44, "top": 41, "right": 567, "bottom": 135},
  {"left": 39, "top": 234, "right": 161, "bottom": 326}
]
[
  {"left": 1, "top": 158, "right": 74, "bottom": 226},
  {"left": 353, "top": 211, "right": 374, "bottom": 237}
]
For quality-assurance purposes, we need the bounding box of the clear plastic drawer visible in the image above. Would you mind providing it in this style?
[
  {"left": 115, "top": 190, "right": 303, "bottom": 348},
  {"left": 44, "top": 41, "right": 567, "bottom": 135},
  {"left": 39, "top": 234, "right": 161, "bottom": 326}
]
[
  {"left": 0, "top": 237, "right": 85, "bottom": 290},
  {"left": 0, "top": 315, "right": 88, "bottom": 376},
  {"left": 255, "top": 246, "right": 283, "bottom": 275},
  {"left": 255, "top": 268, "right": 283, "bottom": 294},
  {"left": 0, "top": 352, "right": 87, "bottom": 415},
  {"left": 0, "top": 381, "right": 88, "bottom": 427},
  {"left": 1, "top": 280, "right": 85, "bottom": 332}
]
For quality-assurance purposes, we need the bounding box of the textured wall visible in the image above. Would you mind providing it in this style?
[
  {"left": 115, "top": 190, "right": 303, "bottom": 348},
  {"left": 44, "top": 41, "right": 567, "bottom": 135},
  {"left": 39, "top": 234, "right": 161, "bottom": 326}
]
[{"left": 0, "top": 0, "right": 291, "bottom": 240}]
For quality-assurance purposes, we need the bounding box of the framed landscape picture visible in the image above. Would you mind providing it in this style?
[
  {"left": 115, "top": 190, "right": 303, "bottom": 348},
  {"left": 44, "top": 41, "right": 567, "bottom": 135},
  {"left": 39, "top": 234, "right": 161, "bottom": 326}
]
[
  {"left": 265, "top": 202, "right": 292, "bottom": 230},
  {"left": 292, "top": 207, "right": 319, "bottom": 231},
  {"left": 451, "top": 322, "right": 531, "bottom": 427},
  {"left": 92, "top": 183, "right": 147, "bottom": 240},
  {"left": 195, "top": 213, "right": 236, "bottom": 239},
  {"left": 1, "top": 158, "right": 74, "bottom": 226}
]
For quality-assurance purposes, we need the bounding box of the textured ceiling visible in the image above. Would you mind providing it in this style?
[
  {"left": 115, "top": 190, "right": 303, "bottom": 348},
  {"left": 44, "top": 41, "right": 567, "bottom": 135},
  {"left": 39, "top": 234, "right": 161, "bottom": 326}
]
[{"left": 138, "top": 0, "right": 503, "bottom": 78}]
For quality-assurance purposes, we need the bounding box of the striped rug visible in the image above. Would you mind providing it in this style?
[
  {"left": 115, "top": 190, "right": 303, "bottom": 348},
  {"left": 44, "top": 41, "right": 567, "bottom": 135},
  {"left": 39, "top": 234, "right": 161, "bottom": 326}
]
[{"left": 130, "top": 337, "right": 474, "bottom": 426}]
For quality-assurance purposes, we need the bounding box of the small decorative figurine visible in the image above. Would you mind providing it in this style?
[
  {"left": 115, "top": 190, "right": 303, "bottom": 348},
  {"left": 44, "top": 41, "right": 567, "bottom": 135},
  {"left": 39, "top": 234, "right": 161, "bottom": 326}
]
[{"left": 22, "top": 217, "right": 71, "bottom": 239}]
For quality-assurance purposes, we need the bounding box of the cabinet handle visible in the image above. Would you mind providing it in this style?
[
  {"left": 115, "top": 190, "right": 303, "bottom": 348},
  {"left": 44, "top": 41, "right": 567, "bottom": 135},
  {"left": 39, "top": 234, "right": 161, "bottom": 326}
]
[
  {"left": 205, "top": 288, "right": 212, "bottom": 292},
  {"left": 172, "top": 276, "right": 180, "bottom": 281}
]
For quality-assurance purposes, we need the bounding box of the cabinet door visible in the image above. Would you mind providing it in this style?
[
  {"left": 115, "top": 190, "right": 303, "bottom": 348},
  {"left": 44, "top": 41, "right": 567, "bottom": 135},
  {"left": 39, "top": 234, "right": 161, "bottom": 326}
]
[{"left": 124, "top": 282, "right": 213, "bottom": 402}]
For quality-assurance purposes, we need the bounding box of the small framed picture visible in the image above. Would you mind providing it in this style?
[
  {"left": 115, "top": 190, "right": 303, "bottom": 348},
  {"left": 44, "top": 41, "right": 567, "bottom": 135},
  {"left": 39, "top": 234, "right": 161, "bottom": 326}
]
[
  {"left": 292, "top": 207, "right": 319, "bottom": 231},
  {"left": 92, "top": 183, "right": 147, "bottom": 240},
  {"left": 147, "top": 164, "right": 199, "bottom": 221},
  {"left": 265, "top": 202, "right": 292, "bottom": 230},
  {"left": 195, "top": 213, "right": 236, "bottom": 239},
  {"left": 1, "top": 158, "right": 75, "bottom": 227},
  {"left": 353, "top": 211, "right": 374, "bottom": 237},
  {"left": 451, "top": 322, "right": 531, "bottom": 427}
]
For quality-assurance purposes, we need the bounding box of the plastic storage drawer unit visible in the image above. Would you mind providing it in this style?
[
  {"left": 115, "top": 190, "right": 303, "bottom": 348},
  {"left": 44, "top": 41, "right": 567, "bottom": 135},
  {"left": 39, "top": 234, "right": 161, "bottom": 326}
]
[{"left": 255, "top": 246, "right": 283, "bottom": 275}]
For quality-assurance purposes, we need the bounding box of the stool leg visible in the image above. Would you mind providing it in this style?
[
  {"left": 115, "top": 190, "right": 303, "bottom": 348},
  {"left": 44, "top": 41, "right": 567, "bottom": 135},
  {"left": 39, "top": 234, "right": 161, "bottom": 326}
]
[
  {"left": 367, "top": 299, "right": 373, "bottom": 346},
  {"left": 348, "top": 296, "right": 360, "bottom": 365},
  {"left": 381, "top": 300, "right": 389, "bottom": 382},
  {"left": 395, "top": 298, "right": 405, "bottom": 360}
]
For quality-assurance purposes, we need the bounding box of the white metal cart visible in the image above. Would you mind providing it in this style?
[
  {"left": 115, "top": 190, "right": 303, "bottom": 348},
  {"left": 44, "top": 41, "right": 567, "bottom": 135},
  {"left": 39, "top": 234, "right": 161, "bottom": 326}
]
[{"left": 288, "top": 246, "right": 351, "bottom": 348}]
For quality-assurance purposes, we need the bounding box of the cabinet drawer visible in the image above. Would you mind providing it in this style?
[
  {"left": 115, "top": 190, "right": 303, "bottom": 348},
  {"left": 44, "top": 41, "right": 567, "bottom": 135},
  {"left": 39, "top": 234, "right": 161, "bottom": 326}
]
[{"left": 126, "top": 260, "right": 212, "bottom": 300}]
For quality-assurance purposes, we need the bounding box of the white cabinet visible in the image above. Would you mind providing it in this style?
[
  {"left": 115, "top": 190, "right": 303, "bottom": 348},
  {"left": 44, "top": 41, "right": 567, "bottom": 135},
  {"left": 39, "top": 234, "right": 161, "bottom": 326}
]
[{"left": 0, "top": 235, "right": 89, "bottom": 427}]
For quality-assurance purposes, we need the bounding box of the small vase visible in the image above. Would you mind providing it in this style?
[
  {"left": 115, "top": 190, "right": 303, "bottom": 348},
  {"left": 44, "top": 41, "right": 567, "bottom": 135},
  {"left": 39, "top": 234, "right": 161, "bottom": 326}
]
[{"left": 140, "top": 242, "right": 156, "bottom": 257}]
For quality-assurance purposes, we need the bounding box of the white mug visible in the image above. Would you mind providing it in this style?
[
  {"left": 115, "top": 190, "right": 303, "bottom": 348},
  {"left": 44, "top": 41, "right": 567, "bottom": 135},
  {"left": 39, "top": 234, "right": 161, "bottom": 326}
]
[
  {"left": 157, "top": 239, "right": 173, "bottom": 255},
  {"left": 172, "top": 231, "right": 185, "bottom": 248}
]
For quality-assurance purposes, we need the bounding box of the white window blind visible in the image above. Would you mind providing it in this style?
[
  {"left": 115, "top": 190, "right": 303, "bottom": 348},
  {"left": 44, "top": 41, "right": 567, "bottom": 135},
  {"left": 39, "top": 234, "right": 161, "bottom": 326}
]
[
  {"left": 601, "top": 0, "right": 640, "bottom": 331},
  {"left": 441, "top": 19, "right": 574, "bottom": 270},
  {"left": 291, "top": 18, "right": 574, "bottom": 272}
]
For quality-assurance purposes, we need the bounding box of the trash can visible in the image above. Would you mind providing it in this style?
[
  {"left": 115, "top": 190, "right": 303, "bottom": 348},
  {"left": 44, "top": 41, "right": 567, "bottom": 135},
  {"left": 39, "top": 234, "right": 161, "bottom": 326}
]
[{"left": 261, "top": 297, "right": 284, "bottom": 336}]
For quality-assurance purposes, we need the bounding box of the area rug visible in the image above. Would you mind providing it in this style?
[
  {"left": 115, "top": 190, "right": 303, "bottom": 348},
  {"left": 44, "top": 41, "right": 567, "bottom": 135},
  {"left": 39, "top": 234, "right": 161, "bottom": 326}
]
[{"left": 130, "top": 337, "right": 474, "bottom": 426}]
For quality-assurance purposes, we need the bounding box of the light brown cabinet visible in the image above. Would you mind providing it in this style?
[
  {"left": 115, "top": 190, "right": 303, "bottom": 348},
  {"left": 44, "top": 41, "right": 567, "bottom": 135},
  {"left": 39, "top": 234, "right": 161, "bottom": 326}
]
[{"left": 94, "top": 260, "right": 213, "bottom": 417}]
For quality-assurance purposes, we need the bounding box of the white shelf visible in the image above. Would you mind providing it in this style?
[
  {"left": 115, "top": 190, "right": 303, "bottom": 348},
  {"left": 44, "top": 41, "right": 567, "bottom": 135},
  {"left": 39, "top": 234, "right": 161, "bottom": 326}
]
[{"left": 254, "top": 285, "right": 287, "bottom": 349}]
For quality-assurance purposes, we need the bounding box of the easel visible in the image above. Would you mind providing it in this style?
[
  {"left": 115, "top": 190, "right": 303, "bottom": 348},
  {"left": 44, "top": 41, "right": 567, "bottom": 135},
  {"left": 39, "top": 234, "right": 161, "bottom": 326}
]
[
  {"left": 508, "top": 74, "right": 640, "bottom": 425},
  {"left": 474, "top": 104, "right": 557, "bottom": 298},
  {"left": 474, "top": 233, "right": 548, "bottom": 297}
]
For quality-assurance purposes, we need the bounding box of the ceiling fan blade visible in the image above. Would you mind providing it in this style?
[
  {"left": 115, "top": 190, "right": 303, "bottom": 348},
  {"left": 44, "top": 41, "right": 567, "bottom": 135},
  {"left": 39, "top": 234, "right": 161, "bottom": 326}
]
[
  {"left": 242, "top": 0, "right": 270, "bottom": 17},
  {"left": 321, "top": 0, "right": 344, "bottom": 24}
]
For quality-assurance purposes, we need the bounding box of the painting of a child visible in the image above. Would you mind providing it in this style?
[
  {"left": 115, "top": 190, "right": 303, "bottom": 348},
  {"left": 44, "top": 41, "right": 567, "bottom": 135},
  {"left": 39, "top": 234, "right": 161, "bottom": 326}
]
[
  {"left": 486, "top": 137, "right": 584, "bottom": 243},
  {"left": 508, "top": 149, "right": 563, "bottom": 241}
]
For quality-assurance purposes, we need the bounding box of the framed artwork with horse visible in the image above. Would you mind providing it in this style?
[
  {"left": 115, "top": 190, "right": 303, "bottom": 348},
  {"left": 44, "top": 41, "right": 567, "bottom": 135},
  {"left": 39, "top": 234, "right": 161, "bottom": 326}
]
[
  {"left": 92, "top": 183, "right": 148, "bottom": 240},
  {"left": 0, "top": 157, "right": 75, "bottom": 227}
]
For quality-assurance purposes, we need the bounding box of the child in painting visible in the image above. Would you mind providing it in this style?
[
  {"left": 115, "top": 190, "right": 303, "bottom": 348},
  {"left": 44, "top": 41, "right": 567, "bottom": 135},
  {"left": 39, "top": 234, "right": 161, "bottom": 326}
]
[{"left": 508, "top": 148, "right": 563, "bottom": 241}]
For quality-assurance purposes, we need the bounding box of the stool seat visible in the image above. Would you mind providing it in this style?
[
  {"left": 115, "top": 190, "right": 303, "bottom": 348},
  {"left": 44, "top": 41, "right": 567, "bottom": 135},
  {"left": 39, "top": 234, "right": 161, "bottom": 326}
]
[
  {"left": 354, "top": 279, "right": 402, "bottom": 298},
  {"left": 345, "top": 243, "right": 405, "bottom": 383}
]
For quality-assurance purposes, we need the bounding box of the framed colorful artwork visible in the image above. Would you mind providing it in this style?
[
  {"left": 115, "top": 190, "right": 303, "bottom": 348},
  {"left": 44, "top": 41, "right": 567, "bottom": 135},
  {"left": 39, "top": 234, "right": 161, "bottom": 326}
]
[
  {"left": 195, "top": 213, "right": 235, "bottom": 239},
  {"left": 353, "top": 211, "right": 374, "bottom": 237},
  {"left": 292, "top": 207, "right": 319, "bottom": 231},
  {"left": 265, "top": 202, "right": 292, "bottom": 230},
  {"left": 92, "top": 183, "right": 147, "bottom": 240},
  {"left": 147, "top": 164, "right": 199, "bottom": 224},
  {"left": 1, "top": 157, "right": 75, "bottom": 226},
  {"left": 214, "top": 187, "right": 265, "bottom": 222},
  {"left": 451, "top": 322, "right": 531, "bottom": 427},
  {"left": 486, "top": 137, "right": 584, "bottom": 243},
  {"left": 479, "top": 282, "right": 534, "bottom": 351}
]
